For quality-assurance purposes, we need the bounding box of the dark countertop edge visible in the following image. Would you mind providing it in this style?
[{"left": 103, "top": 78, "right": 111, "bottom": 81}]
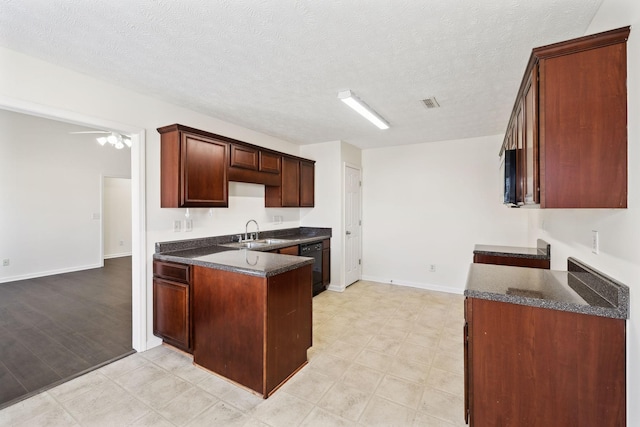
[
  {"left": 464, "top": 256, "right": 629, "bottom": 320},
  {"left": 464, "top": 288, "right": 627, "bottom": 320},
  {"left": 473, "top": 239, "right": 551, "bottom": 260},
  {"left": 154, "top": 252, "right": 315, "bottom": 278},
  {"left": 155, "top": 227, "right": 331, "bottom": 254}
]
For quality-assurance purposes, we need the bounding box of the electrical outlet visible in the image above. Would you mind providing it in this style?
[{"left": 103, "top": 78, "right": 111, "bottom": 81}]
[
  {"left": 592, "top": 230, "right": 599, "bottom": 254},
  {"left": 429, "top": 264, "right": 436, "bottom": 272},
  {"left": 173, "top": 220, "right": 182, "bottom": 232},
  {"left": 184, "top": 219, "right": 193, "bottom": 232},
  {"left": 2, "top": 259, "right": 9, "bottom": 267}
]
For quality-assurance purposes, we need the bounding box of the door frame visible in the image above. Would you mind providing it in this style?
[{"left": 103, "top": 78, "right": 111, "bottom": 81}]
[
  {"left": 0, "top": 95, "right": 147, "bottom": 352},
  {"left": 102, "top": 175, "right": 133, "bottom": 261},
  {"left": 342, "top": 162, "right": 362, "bottom": 289}
]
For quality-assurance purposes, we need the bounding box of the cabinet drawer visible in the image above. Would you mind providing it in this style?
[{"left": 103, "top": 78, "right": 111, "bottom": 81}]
[
  {"left": 259, "top": 152, "right": 281, "bottom": 174},
  {"left": 230, "top": 144, "right": 259, "bottom": 170},
  {"left": 153, "top": 261, "right": 190, "bottom": 283},
  {"left": 278, "top": 245, "right": 300, "bottom": 256}
]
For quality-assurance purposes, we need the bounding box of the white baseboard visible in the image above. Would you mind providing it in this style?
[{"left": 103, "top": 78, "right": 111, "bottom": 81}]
[
  {"left": 327, "top": 283, "right": 346, "bottom": 292},
  {"left": 0, "top": 262, "right": 103, "bottom": 284},
  {"left": 104, "top": 252, "right": 132, "bottom": 259},
  {"left": 360, "top": 275, "right": 464, "bottom": 295}
]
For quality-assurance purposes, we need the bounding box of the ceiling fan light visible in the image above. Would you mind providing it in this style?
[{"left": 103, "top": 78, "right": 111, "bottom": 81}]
[
  {"left": 107, "top": 134, "right": 118, "bottom": 145},
  {"left": 338, "top": 90, "right": 389, "bottom": 130},
  {"left": 123, "top": 137, "right": 132, "bottom": 147},
  {"left": 96, "top": 136, "right": 108, "bottom": 146},
  {"left": 114, "top": 141, "right": 124, "bottom": 149}
]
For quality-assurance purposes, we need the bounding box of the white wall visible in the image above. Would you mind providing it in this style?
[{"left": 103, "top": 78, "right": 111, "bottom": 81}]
[
  {"left": 104, "top": 177, "right": 132, "bottom": 258},
  {"left": 0, "top": 110, "right": 131, "bottom": 283},
  {"left": 0, "top": 46, "right": 305, "bottom": 349},
  {"left": 361, "top": 134, "right": 530, "bottom": 293},
  {"left": 528, "top": 0, "right": 639, "bottom": 423}
]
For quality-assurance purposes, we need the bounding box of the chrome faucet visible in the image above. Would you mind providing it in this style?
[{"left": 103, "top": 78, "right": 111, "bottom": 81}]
[{"left": 245, "top": 219, "right": 259, "bottom": 241}]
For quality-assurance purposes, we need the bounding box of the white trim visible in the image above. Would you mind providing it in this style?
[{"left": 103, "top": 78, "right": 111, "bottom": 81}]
[
  {"left": 342, "top": 162, "right": 362, "bottom": 288},
  {"left": 0, "top": 263, "right": 103, "bottom": 284},
  {"left": 0, "top": 95, "right": 147, "bottom": 352},
  {"left": 327, "top": 283, "right": 346, "bottom": 292},
  {"left": 99, "top": 175, "right": 105, "bottom": 267},
  {"left": 360, "top": 275, "right": 465, "bottom": 295},
  {"left": 104, "top": 252, "right": 133, "bottom": 260}
]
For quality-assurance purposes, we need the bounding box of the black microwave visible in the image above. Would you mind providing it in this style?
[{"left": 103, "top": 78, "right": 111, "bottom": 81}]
[{"left": 504, "top": 149, "right": 517, "bottom": 206}]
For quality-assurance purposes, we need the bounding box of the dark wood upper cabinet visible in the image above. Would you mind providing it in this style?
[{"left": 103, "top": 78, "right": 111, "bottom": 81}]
[
  {"left": 265, "top": 157, "right": 315, "bottom": 208},
  {"left": 159, "top": 124, "right": 228, "bottom": 208},
  {"left": 158, "top": 124, "right": 314, "bottom": 207},
  {"left": 501, "top": 26, "right": 629, "bottom": 208}
]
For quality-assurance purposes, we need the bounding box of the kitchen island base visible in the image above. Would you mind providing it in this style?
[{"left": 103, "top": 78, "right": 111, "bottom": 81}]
[{"left": 193, "top": 264, "right": 312, "bottom": 398}]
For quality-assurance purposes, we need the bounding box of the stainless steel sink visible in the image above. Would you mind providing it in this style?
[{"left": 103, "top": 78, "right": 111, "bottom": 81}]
[
  {"left": 220, "top": 238, "right": 292, "bottom": 249},
  {"left": 255, "top": 238, "right": 292, "bottom": 244}
]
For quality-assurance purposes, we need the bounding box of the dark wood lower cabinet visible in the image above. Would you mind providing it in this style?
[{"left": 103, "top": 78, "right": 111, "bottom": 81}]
[
  {"left": 322, "top": 239, "right": 330, "bottom": 286},
  {"left": 153, "top": 261, "right": 192, "bottom": 352},
  {"left": 192, "top": 264, "right": 312, "bottom": 397},
  {"left": 276, "top": 245, "right": 299, "bottom": 255},
  {"left": 473, "top": 253, "right": 550, "bottom": 269},
  {"left": 464, "top": 297, "right": 625, "bottom": 426}
]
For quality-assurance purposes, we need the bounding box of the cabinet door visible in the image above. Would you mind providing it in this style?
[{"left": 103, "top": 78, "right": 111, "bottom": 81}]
[
  {"left": 153, "top": 278, "right": 190, "bottom": 351},
  {"left": 322, "top": 247, "right": 330, "bottom": 285},
  {"left": 515, "top": 102, "right": 525, "bottom": 205},
  {"left": 281, "top": 157, "right": 300, "bottom": 207},
  {"left": 540, "top": 41, "right": 627, "bottom": 208},
  {"left": 181, "top": 133, "right": 228, "bottom": 207},
  {"left": 523, "top": 66, "right": 539, "bottom": 204},
  {"left": 469, "top": 298, "right": 625, "bottom": 426},
  {"left": 259, "top": 151, "right": 281, "bottom": 174},
  {"left": 299, "top": 161, "right": 315, "bottom": 207}
]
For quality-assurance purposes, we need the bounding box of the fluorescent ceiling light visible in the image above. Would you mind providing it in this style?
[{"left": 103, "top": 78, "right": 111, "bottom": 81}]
[{"left": 338, "top": 90, "right": 389, "bottom": 129}]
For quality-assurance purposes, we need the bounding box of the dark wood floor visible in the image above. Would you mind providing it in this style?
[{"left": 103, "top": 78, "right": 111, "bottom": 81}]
[{"left": 0, "top": 257, "right": 133, "bottom": 409}]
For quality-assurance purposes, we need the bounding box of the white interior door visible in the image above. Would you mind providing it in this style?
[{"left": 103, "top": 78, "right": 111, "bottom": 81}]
[{"left": 344, "top": 164, "right": 361, "bottom": 286}]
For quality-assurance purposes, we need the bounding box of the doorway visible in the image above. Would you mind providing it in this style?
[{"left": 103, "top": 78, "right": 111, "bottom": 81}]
[
  {"left": 344, "top": 164, "right": 362, "bottom": 286},
  {"left": 0, "top": 98, "right": 146, "bottom": 353},
  {"left": 103, "top": 177, "right": 132, "bottom": 260}
]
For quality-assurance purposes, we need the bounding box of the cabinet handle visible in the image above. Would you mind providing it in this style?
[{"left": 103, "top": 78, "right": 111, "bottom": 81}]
[{"left": 346, "top": 231, "right": 351, "bottom": 235}]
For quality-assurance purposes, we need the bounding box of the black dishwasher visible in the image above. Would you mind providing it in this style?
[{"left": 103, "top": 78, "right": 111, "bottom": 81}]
[{"left": 300, "top": 242, "right": 324, "bottom": 296}]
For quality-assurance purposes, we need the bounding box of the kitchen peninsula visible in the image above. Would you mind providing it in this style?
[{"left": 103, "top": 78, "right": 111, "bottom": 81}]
[{"left": 153, "top": 227, "right": 330, "bottom": 398}]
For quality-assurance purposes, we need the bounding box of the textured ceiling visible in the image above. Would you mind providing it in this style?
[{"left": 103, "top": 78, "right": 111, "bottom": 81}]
[{"left": 0, "top": 0, "right": 603, "bottom": 148}]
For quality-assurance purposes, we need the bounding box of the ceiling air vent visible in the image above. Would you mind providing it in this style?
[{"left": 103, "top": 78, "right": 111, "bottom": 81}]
[{"left": 421, "top": 97, "right": 440, "bottom": 109}]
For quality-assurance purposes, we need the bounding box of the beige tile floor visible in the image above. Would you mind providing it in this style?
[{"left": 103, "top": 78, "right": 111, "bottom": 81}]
[{"left": 0, "top": 280, "right": 466, "bottom": 427}]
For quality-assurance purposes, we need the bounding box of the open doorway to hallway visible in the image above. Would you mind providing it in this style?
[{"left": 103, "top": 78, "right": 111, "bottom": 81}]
[{"left": 0, "top": 109, "right": 135, "bottom": 408}]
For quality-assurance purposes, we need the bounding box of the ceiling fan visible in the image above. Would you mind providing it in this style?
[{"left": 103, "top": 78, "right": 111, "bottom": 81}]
[{"left": 69, "top": 130, "right": 131, "bottom": 149}]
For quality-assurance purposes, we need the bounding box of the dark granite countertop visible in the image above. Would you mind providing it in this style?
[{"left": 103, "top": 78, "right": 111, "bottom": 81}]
[
  {"left": 156, "top": 248, "right": 314, "bottom": 278},
  {"left": 464, "top": 258, "right": 629, "bottom": 319},
  {"left": 153, "top": 227, "right": 330, "bottom": 278},
  {"left": 473, "top": 239, "right": 550, "bottom": 260}
]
